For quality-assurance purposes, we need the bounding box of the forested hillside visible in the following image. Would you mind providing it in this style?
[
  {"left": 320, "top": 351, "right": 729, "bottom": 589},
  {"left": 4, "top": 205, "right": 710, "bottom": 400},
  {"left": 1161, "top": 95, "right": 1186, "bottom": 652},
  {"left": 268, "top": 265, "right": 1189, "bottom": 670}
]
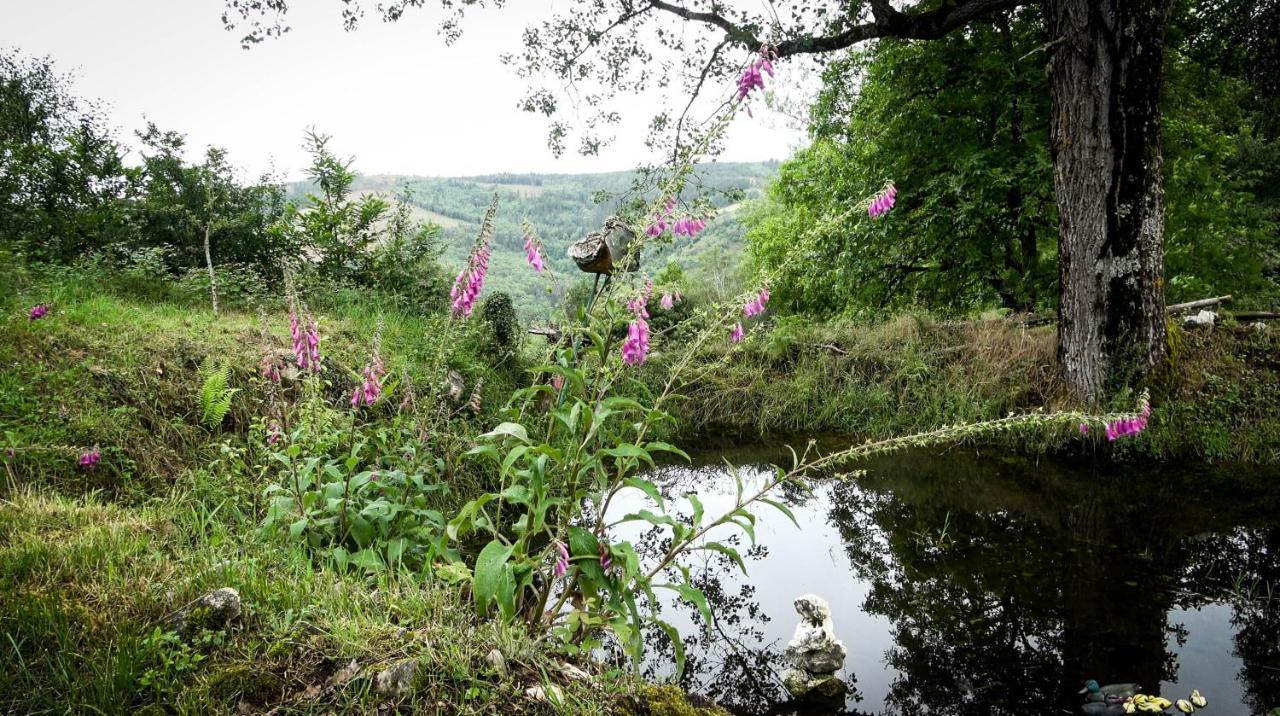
[{"left": 288, "top": 162, "right": 778, "bottom": 315}]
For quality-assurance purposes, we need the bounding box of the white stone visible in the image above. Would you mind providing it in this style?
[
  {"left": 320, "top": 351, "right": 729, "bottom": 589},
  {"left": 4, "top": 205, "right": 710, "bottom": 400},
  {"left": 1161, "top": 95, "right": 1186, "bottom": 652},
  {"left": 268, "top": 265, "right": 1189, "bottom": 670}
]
[
  {"left": 783, "top": 594, "right": 847, "bottom": 680},
  {"left": 1182, "top": 309, "right": 1217, "bottom": 328},
  {"left": 375, "top": 659, "right": 416, "bottom": 699}
]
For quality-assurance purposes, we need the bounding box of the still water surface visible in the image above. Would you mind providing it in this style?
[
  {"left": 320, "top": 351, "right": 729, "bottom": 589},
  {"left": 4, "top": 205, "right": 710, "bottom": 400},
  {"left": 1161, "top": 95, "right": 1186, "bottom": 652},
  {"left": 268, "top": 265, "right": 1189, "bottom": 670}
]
[{"left": 612, "top": 445, "right": 1280, "bottom": 715}]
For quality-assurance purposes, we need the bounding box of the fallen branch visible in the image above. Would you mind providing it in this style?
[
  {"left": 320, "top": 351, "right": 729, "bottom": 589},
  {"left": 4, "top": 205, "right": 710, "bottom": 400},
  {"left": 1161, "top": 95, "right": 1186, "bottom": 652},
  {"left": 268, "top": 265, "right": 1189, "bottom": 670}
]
[
  {"left": 1230, "top": 311, "right": 1280, "bottom": 321},
  {"left": 1167, "top": 295, "right": 1232, "bottom": 314}
]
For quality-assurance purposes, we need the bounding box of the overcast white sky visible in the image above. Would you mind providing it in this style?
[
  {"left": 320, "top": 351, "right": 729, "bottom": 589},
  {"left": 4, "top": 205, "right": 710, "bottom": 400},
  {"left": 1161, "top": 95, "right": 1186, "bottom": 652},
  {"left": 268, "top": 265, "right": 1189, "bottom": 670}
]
[{"left": 2, "top": 0, "right": 809, "bottom": 181}]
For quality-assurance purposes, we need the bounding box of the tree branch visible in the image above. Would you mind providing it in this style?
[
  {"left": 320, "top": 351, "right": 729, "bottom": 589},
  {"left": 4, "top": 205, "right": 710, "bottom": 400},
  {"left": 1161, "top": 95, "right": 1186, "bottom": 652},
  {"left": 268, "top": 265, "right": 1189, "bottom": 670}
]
[{"left": 646, "top": 0, "right": 1029, "bottom": 57}]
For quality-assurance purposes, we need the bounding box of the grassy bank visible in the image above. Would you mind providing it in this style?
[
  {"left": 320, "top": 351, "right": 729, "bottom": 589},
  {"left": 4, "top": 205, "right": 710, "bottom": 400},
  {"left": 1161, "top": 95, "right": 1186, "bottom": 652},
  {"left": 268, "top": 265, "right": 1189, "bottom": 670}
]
[
  {"left": 642, "top": 313, "right": 1280, "bottom": 463},
  {"left": 0, "top": 272, "right": 738, "bottom": 715}
]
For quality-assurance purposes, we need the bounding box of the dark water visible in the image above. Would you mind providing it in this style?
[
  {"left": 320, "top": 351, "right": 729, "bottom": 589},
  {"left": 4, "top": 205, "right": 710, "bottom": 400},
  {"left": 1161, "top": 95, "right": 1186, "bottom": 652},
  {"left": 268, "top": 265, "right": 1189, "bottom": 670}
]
[{"left": 612, "top": 445, "right": 1280, "bottom": 716}]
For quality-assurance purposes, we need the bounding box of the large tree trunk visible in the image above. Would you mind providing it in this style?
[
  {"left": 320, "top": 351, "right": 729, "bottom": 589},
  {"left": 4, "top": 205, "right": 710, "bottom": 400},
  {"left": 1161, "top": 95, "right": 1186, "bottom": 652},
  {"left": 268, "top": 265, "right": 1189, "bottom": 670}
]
[{"left": 1047, "top": 0, "right": 1170, "bottom": 403}]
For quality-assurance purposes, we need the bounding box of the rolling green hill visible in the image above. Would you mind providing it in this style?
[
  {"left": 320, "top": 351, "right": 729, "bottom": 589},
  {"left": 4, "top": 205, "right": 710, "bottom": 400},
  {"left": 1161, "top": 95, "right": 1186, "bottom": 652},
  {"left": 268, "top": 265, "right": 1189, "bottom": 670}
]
[{"left": 290, "top": 162, "right": 779, "bottom": 316}]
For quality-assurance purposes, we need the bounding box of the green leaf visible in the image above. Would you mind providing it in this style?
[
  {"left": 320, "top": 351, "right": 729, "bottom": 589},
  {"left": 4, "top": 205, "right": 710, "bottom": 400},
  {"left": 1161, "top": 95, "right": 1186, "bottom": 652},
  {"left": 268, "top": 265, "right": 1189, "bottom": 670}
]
[
  {"left": 699, "top": 541, "right": 747, "bottom": 574},
  {"left": 288, "top": 517, "right": 308, "bottom": 538},
  {"left": 657, "top": 582, "right": 712, "bottom": 631},
  {"left": 685, "top": 493, "right": 704, "bottom": 528},
  {"left": 603, "top": 444, "right": 654, "bottom": 465},
  {"left": 759, "top": 497, "right": 800, "bottom": 529},
  {"left": 473, "top": 539, "right": 513, "bottom": 616},
  {"left": 644, "top": 441, "right": 690, "bottom": 461},
  {"left": 652, "top": 618, "right": 686, "bottom": 679},
  {"left": 621, "top": 477, "right": 665, "bottom": 510},
  {"left": 479, "top": 422, "right": 530, "bottom": 444}
]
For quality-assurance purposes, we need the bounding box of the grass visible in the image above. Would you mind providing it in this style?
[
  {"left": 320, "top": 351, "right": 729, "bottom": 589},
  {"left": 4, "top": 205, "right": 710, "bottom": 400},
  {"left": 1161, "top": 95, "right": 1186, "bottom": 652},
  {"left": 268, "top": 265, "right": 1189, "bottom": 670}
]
[
  {"left": 0, "top": 265, "right": 732, "bottom": 715},
  {"left": 1, "top": 259, "right": 1275, "bottom": 714},
  {"left": 641, "top": 312, "right": 1280, "bottom": 463},
  {"left": 0, "top": 481, "right": 630, "bottom": 714}
]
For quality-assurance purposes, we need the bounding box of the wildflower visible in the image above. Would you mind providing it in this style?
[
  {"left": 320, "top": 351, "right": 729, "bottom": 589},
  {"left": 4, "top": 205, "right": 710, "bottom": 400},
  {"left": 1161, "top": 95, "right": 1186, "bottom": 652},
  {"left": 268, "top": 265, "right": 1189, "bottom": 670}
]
[
  {"left": 4, "top": 448, "right": 14, "bottom": 458},
  {"left": 288, "top": 300, "right": 322, "bottom": 372},
  {"left": 267, "top": 422, "right": 281, "bottom": 445},
  {"left": 370, "top": 472, "right": 378, "bottom": 482},
  {"left": 554, "top": 540, "right": 569, "bottom": 578},
  {"left": 451, "top": 243, "right": 491, "bottom": 318},
  {"left": 672, "top": 215, "right": 708, "bottom": 238},
  {"left": 660, "top": 293, "right": 675, "bottom": 310},
  {"left": 598, "top": 538, "right": 612, "bottom": 571},
  {"left": 78, "top": 448, "right": 101, "bottom": 470},
  {"left": 552, "top": 374, "right": 565, "bottom": 390},
  {"left": 1105, "top": 392, "right": 1152, "bottom": 441},
  {"left": 737, "top": 46, "right": 777, "bottom": 116},
  {"left": 621, "top": 318, "right": 650, "bottom": 366},
  {"left": 306, "top": 318, "right": 321, "bottom": 370},
  {"left": 28, "top": 304, "right": 49, "bottom": 321},
  {"left": 743, "top": 286, "right": 771, "bottom": 318},
  {"left": 867, "top": 182, "right": 898, "bottom": 219},
  {"left": 523, "top": 233, "right": 545, "bottom": 273},
  {"left": 1078, "top": 423, "right": 1089, "bottom": 435},
  {"left": 260, "top": 350, "right": 281, "bottom": 383},
  {"left": 646, "top": 196, "right": 677, "bottom": 237},
  {"left": 731, "top": 323, "right": 745, "bottom": 343}
]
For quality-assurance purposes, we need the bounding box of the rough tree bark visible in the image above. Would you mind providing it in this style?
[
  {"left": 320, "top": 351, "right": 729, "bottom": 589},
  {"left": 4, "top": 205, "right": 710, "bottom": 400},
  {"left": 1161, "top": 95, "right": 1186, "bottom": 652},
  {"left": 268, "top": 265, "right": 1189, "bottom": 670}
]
[{"left": 1047, "top": 0, "right": 1170, "bottom": 403}]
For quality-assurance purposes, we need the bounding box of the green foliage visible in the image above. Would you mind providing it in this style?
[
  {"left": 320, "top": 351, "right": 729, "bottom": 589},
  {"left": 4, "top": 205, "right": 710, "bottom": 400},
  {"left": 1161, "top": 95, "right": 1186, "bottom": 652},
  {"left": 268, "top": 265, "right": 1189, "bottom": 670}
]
[
  {"left": 749, "top": 5, "right": 1280, "bottom": 316},
  {"left": 481, "top": 292, "right": 520, "bottom": 352},
  {"left": 750, "top": 12, "right": 1055, "bottom": 315},
  {"left": 0, "top": 49, "right": 131, "bottom": 260},
  {"left": 198, "top": 360, "right": 238, "bottom": 429}
]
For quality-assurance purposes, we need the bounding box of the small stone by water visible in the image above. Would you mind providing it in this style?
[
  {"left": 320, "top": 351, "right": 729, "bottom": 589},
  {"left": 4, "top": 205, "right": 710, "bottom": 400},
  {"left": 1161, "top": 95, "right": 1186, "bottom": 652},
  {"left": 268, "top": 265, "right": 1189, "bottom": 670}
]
[{"left": 781, "top": 594, "right": 848, "bottom": 700}]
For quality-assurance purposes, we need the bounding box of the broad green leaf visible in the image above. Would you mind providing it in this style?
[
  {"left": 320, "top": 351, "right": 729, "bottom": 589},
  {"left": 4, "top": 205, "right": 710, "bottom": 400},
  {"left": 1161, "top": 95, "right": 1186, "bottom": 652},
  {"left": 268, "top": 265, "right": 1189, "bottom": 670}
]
[
  {"left": 473, "top": 539, "right": 514, "bottom": 616},
  {"left": 479, "top": 422, "right": 530, "bottom": 444},
  {"left": 685, "top": 492, "right": 704, "bottom": 528}
]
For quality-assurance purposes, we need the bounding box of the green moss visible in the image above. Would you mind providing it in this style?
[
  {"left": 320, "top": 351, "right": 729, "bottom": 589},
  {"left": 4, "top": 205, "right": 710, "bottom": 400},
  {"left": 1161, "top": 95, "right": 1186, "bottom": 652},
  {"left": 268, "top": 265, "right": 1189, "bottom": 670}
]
[
  {"left": 204, "top": 663, "right": 284, "bottom": 705},
  {"left": 628, "top": 685, "right": 731, "bottom": 716}
]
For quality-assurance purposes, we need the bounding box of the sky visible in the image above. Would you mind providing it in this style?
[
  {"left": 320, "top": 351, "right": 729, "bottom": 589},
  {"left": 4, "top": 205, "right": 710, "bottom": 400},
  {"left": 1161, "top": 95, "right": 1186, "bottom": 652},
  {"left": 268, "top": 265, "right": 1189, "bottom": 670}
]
[{"left": 2, "top": 0, "right": 810, "bottom": 181}]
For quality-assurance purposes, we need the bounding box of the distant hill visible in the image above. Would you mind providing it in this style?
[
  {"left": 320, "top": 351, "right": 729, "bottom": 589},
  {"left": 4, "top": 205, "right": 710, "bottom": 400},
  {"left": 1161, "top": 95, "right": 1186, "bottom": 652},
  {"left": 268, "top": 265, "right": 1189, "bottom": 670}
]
[{"left": 287, "top": 162, "right": 779, "bottom": 315}]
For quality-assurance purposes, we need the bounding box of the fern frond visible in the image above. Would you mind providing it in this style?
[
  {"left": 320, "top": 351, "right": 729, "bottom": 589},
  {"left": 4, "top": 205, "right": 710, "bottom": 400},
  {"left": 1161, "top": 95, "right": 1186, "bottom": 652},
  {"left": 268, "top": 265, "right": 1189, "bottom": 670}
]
[{"left": 199, "top": 359, "right": 238, "bottom": 428}]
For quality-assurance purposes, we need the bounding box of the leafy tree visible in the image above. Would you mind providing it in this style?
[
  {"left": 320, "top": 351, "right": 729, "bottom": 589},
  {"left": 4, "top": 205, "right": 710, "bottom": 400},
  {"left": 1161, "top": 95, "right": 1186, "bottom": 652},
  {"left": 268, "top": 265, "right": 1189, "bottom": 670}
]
[
  {"left": 222, "top": 0, "right": 1183, "bottom": 402},
  {"left": 0, "top": 49, "right": 130, "bottom": 260},
  {"left": 751, "top": 11, "right": 1055, "bottom": 315},
  {"left": 131, "top": 123, "right": 292, "bottom": 287},
  {"left": 749, "top": 5, "right": 1278, "bottom": 317}
]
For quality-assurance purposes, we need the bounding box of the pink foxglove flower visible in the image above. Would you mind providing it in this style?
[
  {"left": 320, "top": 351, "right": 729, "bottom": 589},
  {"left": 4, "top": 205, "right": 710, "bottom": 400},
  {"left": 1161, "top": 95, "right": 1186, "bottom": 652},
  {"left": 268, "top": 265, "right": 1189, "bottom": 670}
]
[
  {"left": 1078, "top": 423, "right": 1089, "bottom": 435},
  {"left": 743, "top": 286, "right": 771, "bottom": 318},
  {"left": 660, "top": 293, "right": 675, "bottom": 310},
  {"left": 554, "top": 540, "right": 570, "bottom": 578},
  {"left": 451, "top": 242, "right": 491, "bottom": 318},
  {"left": 737, "top": 46, "right": 778, "bottom": 115},
  {"left": 867, "top": 182, "right": 898, "bottom": 219},
  {"left": 78, "top": 448, "right": 101, "bottom": 470},
  {"left": 523, "top": 233, "right": 546, "bottom": 273},
  {"left": 28, "top": 304, "right": 49, "bottom": 321},
  {"left": 731, "top": 323, "right": 745, "bottom": 343},
  {"left": 267, "top": 422, "right": 282, "bottom": 445},
  {"left": 260, "top": 350, "right": 282, "bottom": 383},
  {"left": 1104, "top": 393, "right": 1152, "bottom": 441},
  {"left": 621, "top": 318, "right": 650, "bottom": 366}
]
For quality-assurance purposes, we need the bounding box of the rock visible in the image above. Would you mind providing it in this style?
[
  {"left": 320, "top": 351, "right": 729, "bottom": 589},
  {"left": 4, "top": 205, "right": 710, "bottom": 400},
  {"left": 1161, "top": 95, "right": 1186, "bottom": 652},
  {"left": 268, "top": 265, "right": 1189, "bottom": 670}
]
[
  {"left": 484, "top": 648, "right": 507, "bottom": 677},
  {"left": 330, "top": 658, "right": 361, "bottom": 687},
  {"left": 1250, "top": 321, "right": 1269, "bottom": 333},
  {"left": 782, "top": 594, "right": 848, "bottom": 700},
  {"left": 375, "top": 659, "right": 416, "bottom": 699},
  {"left": 560, "top": 662, "right": 590, "bottom": 681},
  {"left": 783, "top": 595, "right": 847, "bottom": 675},
  {"left": 1183, "top": 309, "right": 1217, "bottom": 328},
  {"left": 782, "top": 668, "right": 848, "bottom": 701},
  {"left": 525, "top": 684, "right": 564, "bottom": 704},
  {"left": 168, "top": 587, "right": 241, "bottom": 636},
  {"left": 443, "top": 370, "right": 465, "bottom": 403}
]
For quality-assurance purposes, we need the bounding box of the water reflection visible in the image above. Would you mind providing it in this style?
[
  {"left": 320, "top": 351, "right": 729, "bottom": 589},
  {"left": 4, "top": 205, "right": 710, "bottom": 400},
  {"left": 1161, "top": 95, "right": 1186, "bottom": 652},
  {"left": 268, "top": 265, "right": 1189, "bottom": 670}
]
[{"left": 618, "top": 447, "right": 1280, "bottom": 715}]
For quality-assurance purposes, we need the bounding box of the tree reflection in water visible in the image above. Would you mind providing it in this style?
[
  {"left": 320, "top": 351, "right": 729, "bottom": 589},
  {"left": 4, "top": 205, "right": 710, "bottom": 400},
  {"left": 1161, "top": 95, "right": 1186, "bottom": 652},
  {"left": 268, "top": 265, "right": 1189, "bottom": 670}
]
[{"left": 616, "top": 448, "right": 1280, "bottom": 715}]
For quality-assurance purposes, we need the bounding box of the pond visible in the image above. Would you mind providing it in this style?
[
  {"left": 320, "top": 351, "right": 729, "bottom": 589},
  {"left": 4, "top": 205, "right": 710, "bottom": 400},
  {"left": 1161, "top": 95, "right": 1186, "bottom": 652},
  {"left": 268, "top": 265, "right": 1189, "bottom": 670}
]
[{"left": 610, "top": 443, "right": 1280, "bottom": 715}]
